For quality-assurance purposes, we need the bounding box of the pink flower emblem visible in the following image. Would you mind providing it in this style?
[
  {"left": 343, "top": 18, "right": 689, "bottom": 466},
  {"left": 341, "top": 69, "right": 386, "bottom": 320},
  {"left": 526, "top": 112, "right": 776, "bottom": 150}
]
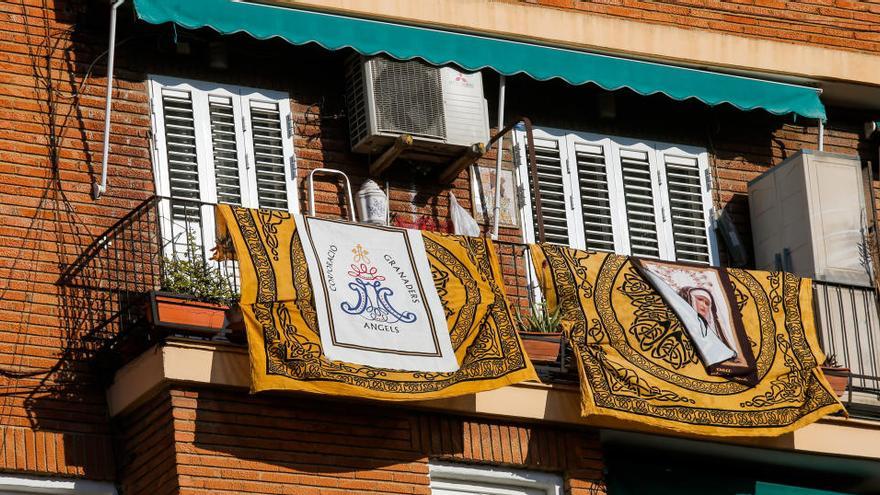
[{"left": 348, "top": 263, "right": 385, "bottom": 281}]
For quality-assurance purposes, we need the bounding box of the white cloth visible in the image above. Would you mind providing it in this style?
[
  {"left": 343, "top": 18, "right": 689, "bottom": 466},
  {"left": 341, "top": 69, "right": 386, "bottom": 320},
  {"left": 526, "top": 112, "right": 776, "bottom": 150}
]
[
  {"left": 449, "top": 191, "right": 480, "bottom": 237},
  {"left": 296, "top": 215, "right": 459, "bottom": 372}
]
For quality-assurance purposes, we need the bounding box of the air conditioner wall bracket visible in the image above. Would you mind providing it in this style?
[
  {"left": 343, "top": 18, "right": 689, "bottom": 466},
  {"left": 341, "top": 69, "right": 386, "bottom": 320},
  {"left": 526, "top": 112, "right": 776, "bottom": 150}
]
[
  {"left": 369, "top": 134, "right": 413, "bottom": 176},
  {"left": 438, "top": 143, "right": 486, "bottom": 184}
]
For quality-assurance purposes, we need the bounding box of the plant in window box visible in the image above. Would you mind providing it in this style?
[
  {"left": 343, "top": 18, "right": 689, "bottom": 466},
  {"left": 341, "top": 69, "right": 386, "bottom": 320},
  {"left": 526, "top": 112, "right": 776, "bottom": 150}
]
[
  {"left": 148, "top": 232, "right": 239, "bottom": 339},
  {"left": 515, "top": 302, "right": 563, "bottom": 364},
  {"left": 820, "top": 354, "right": 850, "bottom": 398}
]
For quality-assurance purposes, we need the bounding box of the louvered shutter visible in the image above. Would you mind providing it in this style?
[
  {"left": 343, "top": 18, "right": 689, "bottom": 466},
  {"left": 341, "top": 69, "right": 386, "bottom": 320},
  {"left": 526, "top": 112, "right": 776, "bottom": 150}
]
[
  {"left": 617, "top": 147, "right": 662, "bottom": 259},
  {"left": 662, "top": 151, "right": 712, "bottom": 264},
  {"left": 527, "top": 136, "right": 571, "bottom": 245},
  {"left": 159, "top": 88, "right": 201, "bottom": 221},
  {"left": 245, "top": 98, "right": 290, "bottom": 211},
  {"left": 208, "top": 94, "right": 243, "bottom": 205},
  {"left": 156, "top": 86, "right": 209, "bottom": 258},
  {"left": 572, "top": 140, "right": 616, "bottom": 252}
]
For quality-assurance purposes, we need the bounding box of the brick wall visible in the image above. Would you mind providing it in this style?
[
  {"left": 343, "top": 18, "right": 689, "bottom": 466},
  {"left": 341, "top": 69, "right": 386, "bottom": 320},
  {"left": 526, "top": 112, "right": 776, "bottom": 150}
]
[
  {"left": 519, "top": 0, "right": 880, "bottom": 54},
  {"left": 115, "top": 386, "right": 604, "bottom": 495},
  {"left": 118, "top": 389, "right": 179, "bottom": 494},
  {"left": 0, "top": 0, "right": 151, "bottom": 480}
]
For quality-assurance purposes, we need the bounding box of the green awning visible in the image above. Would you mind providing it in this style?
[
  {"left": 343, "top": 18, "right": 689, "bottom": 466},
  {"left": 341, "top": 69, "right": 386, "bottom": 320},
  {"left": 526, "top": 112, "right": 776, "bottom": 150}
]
[
  {"left": 133, "top": 0, "right": 826, "bottom": 120},
  {"left": 754, "top": 482, "right": 849, "bottom": 495}
]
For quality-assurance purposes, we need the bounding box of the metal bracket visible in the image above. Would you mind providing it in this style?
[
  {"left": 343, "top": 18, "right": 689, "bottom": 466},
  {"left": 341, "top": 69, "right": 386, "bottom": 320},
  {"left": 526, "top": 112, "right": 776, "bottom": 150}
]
[
  {"left": 438, "top": 142, "right": 486, "bottom": 184},
  {"left": 369, "top": 134, "right": 413, "bottom": 176}
]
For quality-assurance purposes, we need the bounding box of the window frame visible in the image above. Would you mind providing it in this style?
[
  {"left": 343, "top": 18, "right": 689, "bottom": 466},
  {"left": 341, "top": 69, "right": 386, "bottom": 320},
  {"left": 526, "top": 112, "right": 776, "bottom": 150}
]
[
  {"left": 429, "top": 461, "right": 564, "bottom": 495},
  {"left": 514, "top": 126, "right": 718, "bottom": 265},
  {"left": 0, "top": 474, "right": 117, "bottom": 495},
  {"left": 147, "top": 75, "right": 299, "bottom": 257}
]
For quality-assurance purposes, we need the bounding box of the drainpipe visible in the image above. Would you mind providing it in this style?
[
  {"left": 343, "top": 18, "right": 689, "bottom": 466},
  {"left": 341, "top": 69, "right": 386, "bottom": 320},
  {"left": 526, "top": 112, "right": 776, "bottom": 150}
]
[
  {"left": 818, "top": 118, "right": 825, "bottom": 152},
  {"left": 491, "top": 75, "right": 506, "bottom": 239},
  {"left": 93, "top": 0, "right": 126, "bottom": 200}
]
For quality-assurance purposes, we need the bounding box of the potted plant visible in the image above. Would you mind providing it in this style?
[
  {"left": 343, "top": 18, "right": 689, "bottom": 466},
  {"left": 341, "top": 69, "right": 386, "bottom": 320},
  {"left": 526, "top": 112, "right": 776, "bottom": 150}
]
[
  {"left": 148, "top": 233, "right": 239, "bottom": 338},
  {"left": 516, "top": 302, "right": 563, "bottom": 364},
  {"left": 820, "top": 354, "right": 851, "bottom": 398}
]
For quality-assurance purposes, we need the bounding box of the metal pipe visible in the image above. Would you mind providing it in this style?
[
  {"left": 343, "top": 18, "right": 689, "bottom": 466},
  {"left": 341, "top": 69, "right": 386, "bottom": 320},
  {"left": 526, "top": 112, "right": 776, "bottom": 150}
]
[
  {"left": 484, "top": 117, "right": 543, "bottom": 243},
  {"left": 491, "top": 75, "right": 506, "bottom": 240},
  {"left": 93, "top": 0, "right": 126, "bottom": 200},
  {"left": 818, "top": 118, "right": 825, "bottom": 152}
]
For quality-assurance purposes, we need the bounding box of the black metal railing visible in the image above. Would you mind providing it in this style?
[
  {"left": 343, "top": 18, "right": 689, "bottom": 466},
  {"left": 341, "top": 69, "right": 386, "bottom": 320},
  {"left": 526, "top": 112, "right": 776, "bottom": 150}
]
[
  {"left": 814, "top": 281, "right": 880, "bottom": 417},
  {"left": 62, "top": 195, "right": 880, "bottom": 408},
  {"left": 58, "top": 196, "right": 240, "bottom": 357}
]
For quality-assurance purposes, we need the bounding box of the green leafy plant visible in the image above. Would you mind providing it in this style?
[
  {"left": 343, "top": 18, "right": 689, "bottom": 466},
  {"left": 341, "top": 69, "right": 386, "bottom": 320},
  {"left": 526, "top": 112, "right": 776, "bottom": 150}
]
[
  {"left": 161, "top": 231, "right": 238, "bottom": 306},
  {"left": 515, "top": 301, "right": 562, "bottom": 334}
]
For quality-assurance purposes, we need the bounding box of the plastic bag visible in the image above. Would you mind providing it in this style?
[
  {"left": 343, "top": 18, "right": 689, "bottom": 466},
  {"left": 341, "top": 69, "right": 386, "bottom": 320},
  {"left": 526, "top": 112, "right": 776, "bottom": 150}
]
[{"left": 448, "top": 191, "right": 480, "bottom": 237}]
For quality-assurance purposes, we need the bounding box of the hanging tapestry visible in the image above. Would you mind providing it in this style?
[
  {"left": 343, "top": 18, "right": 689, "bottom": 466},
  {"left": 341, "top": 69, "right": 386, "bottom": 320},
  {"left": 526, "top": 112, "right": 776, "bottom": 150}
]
[
  {"left": 296, "top": 215, "right": 458, "bottom": 372},
  {"left": 632, "top": 259, "right": 757, "bottom": 384},
  {"left": 215, "top": 205, "right": 538, "bottom": 400},
  {"left": 530, "top": 243, "right": 845, "bottom": 437}
]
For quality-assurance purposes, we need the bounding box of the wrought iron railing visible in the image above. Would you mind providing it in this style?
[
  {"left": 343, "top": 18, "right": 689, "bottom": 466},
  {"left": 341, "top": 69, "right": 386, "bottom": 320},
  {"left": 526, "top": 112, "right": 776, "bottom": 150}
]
[
  {"left": 814, "top": 281, "right": 880, "bottom": 416},
  {"left": 58, "top": 196, "right": 240, "bottom": 357},
  {"left": 62, "top": 196, "right": 880, "bottom": 408}
]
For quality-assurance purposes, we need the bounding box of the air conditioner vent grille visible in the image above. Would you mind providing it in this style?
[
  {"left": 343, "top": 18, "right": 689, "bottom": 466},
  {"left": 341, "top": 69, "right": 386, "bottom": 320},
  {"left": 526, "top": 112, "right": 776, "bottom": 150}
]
[
  {"left": 371, "top": 58, "right": 446, "bottom": 139},
  {"left": 345, "top": 55, "right": 369, "bottom": 150}
]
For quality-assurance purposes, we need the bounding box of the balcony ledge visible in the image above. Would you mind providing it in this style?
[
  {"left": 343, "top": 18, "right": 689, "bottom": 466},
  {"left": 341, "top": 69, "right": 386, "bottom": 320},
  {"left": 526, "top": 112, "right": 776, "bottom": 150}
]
[{"left": 107, "top": 338, "right": 880, "bottom": 461}]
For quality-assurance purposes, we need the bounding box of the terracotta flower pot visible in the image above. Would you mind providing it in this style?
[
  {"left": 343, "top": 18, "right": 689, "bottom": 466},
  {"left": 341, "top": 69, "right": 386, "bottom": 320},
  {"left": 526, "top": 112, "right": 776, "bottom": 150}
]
[
  {"left": 821, "top": 366, "right": 851, "bottom": 397},
  {"left": 147, "top": 292, "right": 228, "bottom": 338},
  {"left": 519, "top": 332, "right": 563, "bottom": 364}
]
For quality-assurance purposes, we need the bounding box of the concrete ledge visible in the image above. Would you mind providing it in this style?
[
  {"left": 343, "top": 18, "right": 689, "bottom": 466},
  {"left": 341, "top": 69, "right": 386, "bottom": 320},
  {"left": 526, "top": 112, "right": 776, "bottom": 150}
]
[{"left": 107, "top": 340, "right": 880, "bottom": 461}]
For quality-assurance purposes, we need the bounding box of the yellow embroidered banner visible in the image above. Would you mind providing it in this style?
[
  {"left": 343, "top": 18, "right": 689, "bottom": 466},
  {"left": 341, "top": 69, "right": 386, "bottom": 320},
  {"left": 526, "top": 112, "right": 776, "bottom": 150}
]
[
  {"left": 215, "top": 205, "right": 537, "bottom": 400},
  {"left": 531, "top": 244, "right": 845, "bottom": 437}
]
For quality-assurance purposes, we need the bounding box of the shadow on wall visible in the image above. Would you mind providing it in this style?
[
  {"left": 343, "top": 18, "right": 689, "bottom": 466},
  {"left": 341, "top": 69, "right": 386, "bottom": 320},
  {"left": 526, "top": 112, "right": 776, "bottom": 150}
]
[
  {"left": 7, "top": 0, "right": 156, "bottom": 479},
  {"left": 185, "top": 387, "right": 605, "bottom": 493}
]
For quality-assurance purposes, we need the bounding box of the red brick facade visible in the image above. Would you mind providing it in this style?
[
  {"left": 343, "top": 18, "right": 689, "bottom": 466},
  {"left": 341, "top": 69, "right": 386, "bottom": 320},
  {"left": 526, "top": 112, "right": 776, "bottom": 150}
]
[
  {"left": 116, "top": 386, "right": 604, "bottom": 495},
  {"left": 519, "top": 0, "right": 880, "bottom": 54},
  {"left": 0, "top": 0, "right": 876, "bottom": 490}
]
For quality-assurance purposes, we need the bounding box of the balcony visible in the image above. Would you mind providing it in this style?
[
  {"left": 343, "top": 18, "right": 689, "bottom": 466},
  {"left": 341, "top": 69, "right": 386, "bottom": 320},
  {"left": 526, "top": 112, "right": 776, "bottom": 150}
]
[{"left": 58, "top": 196, "right": 880, "bottom": 418}]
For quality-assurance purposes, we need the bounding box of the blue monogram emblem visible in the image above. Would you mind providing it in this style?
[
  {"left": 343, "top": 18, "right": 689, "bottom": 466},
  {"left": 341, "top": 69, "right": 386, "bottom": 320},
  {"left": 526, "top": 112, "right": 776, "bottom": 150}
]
[{"left": 340, "top": 245, "right": 416, "bottom": 324}]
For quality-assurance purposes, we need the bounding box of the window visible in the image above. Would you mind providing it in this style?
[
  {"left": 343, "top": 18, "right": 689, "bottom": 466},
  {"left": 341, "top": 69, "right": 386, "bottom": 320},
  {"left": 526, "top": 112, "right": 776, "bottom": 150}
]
[
  {"left": 515, "top": 127, "right": 718, "bottom": 265},
  {"left": 0, "top": 474, "right": 116, "bottom": 494},
  {"left": 429, "top": 462, "right": 564, "bottom": 495},
  {"left": 148, "top": 76, "right": 298, "bottom": 256}
]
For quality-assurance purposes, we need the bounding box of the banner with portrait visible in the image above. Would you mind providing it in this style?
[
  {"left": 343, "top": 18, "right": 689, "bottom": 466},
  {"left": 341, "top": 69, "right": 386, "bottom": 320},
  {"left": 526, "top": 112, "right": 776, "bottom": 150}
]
[
  {"left": 531, "top": 243, "right": 845, "bottom": 437},
  {"left": 633, "top": 259, "right": 757, "bottom": 384}
]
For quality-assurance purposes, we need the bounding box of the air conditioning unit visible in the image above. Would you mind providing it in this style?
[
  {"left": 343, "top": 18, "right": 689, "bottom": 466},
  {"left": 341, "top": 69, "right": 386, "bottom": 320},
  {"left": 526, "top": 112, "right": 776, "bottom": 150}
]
[
  {"left": 748, "top": 150, "right": 871, "bottom": 287},
  {"left": 345, "top": 56, "right": 490, "bottom": 160}
]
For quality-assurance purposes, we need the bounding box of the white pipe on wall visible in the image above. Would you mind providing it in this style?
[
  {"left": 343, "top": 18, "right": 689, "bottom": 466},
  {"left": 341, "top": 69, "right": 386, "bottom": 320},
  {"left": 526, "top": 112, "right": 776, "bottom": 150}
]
[
  {"left": 818, "top": 118, "right": 825, "bottom": 152},
  {"left": 491, "top": 75, "right": 506, "bottom": 239},
  {"left": 93, "top": 0, "right": 126, "bottom": 200}
]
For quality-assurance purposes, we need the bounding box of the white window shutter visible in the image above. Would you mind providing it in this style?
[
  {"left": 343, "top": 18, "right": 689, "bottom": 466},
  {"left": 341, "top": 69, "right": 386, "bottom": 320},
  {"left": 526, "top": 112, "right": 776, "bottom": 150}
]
[
  {"left": 154, "top": 85, "right": 211, "bottom": 257},
  {"left": 158, "top": 87, "right": 202, "bottom": 214},
  {"left": 660, "top": 149, "right": 714, "bottom": 264},
  {"left": 207, "top": 94, "right": 244, "bottom": 206},
  {"left": 616, "top": 146, "right": 662, "bottom": 259},
  {"left": 526, "top": 136, "right": 572, "bottom": 246},
  {"left": 150, "top": 76, "right": 299, "bottom": 272},
  {"left": 570, "top": 139, "right": 616, "bottom": 252},
  {"left": 243, "top": 98, "right": 290, "bottom": 211}
]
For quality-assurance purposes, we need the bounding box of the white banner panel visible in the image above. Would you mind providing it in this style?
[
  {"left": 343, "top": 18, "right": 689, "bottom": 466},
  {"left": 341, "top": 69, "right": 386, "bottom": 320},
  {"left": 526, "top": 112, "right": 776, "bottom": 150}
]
[{"left": 296, "top": 215, "right": 459, "bottom": 372}]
